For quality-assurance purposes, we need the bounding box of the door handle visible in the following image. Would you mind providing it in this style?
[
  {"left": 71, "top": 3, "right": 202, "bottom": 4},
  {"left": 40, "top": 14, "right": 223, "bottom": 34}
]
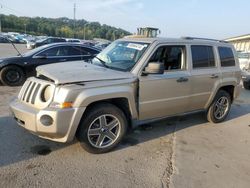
[
  {"left": 177, "top": 77, "right": 189, "bottom": 83},
  {"left": 210, "top": 74, "right": 219, "bottom": 79}
]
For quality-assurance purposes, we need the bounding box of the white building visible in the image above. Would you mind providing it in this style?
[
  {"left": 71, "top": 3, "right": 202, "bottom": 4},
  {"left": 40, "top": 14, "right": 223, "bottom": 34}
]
[{"left": 225, "top": 34, "right": 250, "bottom": 52}]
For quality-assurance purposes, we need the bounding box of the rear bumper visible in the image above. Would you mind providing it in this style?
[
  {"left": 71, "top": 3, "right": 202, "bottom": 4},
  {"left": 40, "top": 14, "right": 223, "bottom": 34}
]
[{"left": 10, "top": 98, "right": 86, "bottom": 142}]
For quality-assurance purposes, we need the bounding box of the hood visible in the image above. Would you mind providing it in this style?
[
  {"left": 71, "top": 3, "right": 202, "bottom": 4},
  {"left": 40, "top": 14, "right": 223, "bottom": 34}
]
[
  {"left": 36, "top": 61, "right": 136, "bottom": 84},
  {"left": 0, "top": 56, "right": 25, "bottom": 66}
]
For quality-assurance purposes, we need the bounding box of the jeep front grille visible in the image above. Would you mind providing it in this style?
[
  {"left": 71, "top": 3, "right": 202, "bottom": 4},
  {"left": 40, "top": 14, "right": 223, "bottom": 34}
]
[
  {"left": 18, "top": 78, "right": 55, "bottom": 108},
  {"left": 19, "top": 80, "right": 41, "bottom": 104}
]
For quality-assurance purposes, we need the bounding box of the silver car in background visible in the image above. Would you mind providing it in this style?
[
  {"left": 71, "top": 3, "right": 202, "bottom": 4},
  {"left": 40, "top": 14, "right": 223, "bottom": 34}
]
[{"left": 238, "top": 51, "right": 250, "bottom": 89}]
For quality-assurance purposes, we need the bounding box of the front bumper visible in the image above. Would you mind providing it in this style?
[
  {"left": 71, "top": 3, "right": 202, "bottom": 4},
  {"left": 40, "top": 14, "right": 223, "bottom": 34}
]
[{"left": 10, "top": 98, "right": 86, "bottom": 142}]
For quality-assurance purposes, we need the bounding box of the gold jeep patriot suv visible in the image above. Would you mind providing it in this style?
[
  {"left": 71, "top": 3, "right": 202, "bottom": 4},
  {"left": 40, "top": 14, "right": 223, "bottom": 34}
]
[{"left": 10, "top": 37, "right": 241, "bottom": 153}]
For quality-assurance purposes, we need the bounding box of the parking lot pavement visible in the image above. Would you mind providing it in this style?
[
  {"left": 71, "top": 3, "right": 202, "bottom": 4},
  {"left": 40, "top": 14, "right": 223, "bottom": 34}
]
[
  {"left": 170, "top": 88, "right": 250, "bottom": 188},
  {"left": 0, "top": 43, "right": 28, "bottom": 58}
]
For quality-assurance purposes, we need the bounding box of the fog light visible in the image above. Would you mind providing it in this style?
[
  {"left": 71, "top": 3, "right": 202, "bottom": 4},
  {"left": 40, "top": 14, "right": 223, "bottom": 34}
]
[{"left": 40, "top": 115, "right": 53, "bottom": 126}]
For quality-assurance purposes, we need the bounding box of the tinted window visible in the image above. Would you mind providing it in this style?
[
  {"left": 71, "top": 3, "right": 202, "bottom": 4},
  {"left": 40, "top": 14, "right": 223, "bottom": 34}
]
[
  {"left": 55, "top": 38, "right": 65, "bottom": 42},
  {"left": 218, "top": 47, "right": 235, "bottom": 67},
  {"left": 84, "top": 47, "right": 99, "bottom": 55},
  {"left": 46, "top": 38, "right": 52, "bottom": 43},
  {"left": 68, "top": 46, "right": 89, "bottom": 56},
  {"left": 149, "top": 46, "right": 186, "bottom": 71},
  {"left": 38, "top": 46, "right": 68, "bottom": 57},
  {"left": 191, "top": 46, "right": 215, "bottom": 68}
]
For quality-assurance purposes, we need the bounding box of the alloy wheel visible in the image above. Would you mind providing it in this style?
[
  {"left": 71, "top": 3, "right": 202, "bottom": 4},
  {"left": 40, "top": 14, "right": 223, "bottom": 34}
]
[
  {"left": 87, "top": 114, "right": 121, "bottom": 148},
  {"left": 214, "top": 96, "right": 229, "bottom": 120}
]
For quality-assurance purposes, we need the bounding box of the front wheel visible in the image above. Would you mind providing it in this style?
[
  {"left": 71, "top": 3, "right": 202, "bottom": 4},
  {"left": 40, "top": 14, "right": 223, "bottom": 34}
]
[
  {"left": 0, "top": 65, "right": 25, "bottom": 86},
  {"left": 207, "top": 90, "right": 232, "bottom": 123},
  {"left": 76, "top": 103, "right": 128, "bottom": 154}
]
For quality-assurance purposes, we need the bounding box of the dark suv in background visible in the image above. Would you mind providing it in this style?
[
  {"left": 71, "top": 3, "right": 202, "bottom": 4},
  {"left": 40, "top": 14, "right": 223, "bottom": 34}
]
[{"left": 30, "top": 37, "right": 66, "bottom": 49}]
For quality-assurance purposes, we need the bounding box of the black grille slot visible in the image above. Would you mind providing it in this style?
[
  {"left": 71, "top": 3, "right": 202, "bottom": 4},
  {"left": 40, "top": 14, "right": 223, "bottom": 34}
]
[
  {"left": 31, "top": 83, "right": 41, "bottom": 104},
  {"left": 26, "top": 82, "right": 36, "bottom": 102},
  {"left": 22, "top": 81, "right": 32, "bottom": 101}
]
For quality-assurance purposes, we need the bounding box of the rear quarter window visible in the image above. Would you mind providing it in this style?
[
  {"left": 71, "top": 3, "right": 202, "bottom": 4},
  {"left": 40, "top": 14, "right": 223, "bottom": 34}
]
[{"left": 218, "top": 47, "right": 235, "bottom": 67}]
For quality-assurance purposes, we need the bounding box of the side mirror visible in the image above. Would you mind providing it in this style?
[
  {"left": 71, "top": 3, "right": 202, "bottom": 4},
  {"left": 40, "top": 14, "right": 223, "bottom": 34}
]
[
  {"left": 33, "top": 55, "right": 47, "bottom": 59},
  {"left": 142, "top": 62, "right": 164, "bottom": 75}
]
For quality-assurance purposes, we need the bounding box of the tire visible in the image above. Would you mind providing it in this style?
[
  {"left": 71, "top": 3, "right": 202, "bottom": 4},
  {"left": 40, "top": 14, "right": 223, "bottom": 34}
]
[
  {"left": 76, "top": 103, "right": 128, "bottom": 154},
  {"left": 243, "top": 81, "right": 250, "bottom": 90},
  {"left": 0, "top": 65, "right": 25, "bottom": 86},
  {"left": 206, "top": 90, "right": 232, "bottom": 123}
]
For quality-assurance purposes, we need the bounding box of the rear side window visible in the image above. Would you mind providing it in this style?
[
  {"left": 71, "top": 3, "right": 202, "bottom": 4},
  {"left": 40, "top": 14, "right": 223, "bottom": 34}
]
[
  {"left": 218, "top": 47, "right": 235, "bottom": 67},
  {"left": 191, "top": 46, "right": 215, "bottom": 68}
]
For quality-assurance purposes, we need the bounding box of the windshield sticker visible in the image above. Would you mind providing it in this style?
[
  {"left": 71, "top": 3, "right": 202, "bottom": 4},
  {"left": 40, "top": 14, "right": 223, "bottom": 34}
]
[{"left": 127, "top": 43, "right": 146, "bottom": 51}]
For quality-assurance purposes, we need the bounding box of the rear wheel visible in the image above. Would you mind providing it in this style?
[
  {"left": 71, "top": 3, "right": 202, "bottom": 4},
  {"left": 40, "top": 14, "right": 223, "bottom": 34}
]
[
  {"left": 0, "top": 65, "right": 25, "bottom": 86},
  {"left": 76, "top": 103, "right": 128, "bottom": 154},
  {"left": 243, "top": 81, "right": 250, "bottom": 90},
  {"left": 207, "top": 90, "right": 232, "bottom": 123}
]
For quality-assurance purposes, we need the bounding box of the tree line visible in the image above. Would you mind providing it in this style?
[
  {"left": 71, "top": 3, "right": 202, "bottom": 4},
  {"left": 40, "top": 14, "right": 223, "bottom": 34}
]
[{"left": 0, "top": 14, "right": 131, "bottom": 40}]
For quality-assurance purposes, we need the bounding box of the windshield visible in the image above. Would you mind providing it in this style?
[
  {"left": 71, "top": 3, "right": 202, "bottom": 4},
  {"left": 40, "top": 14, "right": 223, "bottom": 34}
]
[
  {"left": 22, "top": 44, "right": 51, "bottom": 57},
  {"left": 92, "top": 41, "right": 149, "bottom": 71}
]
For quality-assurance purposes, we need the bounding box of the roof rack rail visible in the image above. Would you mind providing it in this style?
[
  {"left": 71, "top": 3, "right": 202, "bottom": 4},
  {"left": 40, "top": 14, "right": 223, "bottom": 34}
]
[{"left": 182, "top": 37, "right": 228, "bottom": 43}]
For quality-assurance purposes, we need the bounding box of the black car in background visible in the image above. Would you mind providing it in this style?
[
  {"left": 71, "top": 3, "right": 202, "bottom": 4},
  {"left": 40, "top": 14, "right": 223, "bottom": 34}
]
[
  {"left": 0, "top": 43, "right": 100, "bottom": 86},
  {"left": 30, "top": 37, "right": 67, "bottom": 49},
  {"left": 0, "top": 36, "right": 10, "bottom": 43}
]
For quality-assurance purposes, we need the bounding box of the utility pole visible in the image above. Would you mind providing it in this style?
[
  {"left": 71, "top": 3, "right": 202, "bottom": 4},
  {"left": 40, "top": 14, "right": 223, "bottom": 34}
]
[
  {"left": 84, "top": 23, "right": 89, "bottom": 40},
  {"left": 73, "top": 3, "right": 76, "bottom": 38},
  {"left": 24, "top": 24, "right": 26, "bottom": 34}
]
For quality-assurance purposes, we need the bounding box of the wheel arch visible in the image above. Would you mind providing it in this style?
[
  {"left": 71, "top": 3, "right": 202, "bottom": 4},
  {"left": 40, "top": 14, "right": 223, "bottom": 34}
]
[
  {"left": 205, "top": 84, "right": 235, "bottom": 109},
  {"left": 80, "top": 97, "right": 135, "bottom": 129},
  {"left": 0, "top": 64, "right": 26, "bottom": 75}
]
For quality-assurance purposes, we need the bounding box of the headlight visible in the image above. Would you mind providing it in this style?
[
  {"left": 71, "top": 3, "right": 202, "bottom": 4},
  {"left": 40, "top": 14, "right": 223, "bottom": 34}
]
[{"left": 41, "top": 85, "right": 53, "bottom": 102}]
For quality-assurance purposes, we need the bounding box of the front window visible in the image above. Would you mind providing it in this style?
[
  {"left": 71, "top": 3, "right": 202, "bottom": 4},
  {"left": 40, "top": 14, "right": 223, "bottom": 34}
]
[
  {"left": 149, "top": 45, "right": 186, "bottom": 71},
  {"left": 92, "top": 41, "right": 149, "bottom": 71}
]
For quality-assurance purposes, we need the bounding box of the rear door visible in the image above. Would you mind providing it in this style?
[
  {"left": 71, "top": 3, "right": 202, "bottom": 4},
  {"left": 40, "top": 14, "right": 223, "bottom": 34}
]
[
  {"left": 188, "top": 45, "right": 221, "bottom": 111},
  {"left": 139, "top": 44, "right": 193, "bottom": 120}
]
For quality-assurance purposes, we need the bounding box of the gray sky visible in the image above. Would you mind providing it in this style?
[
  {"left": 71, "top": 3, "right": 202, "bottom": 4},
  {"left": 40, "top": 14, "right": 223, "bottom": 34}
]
[{"left": 0, "top": 0, "right": 249, "bottom": 39}]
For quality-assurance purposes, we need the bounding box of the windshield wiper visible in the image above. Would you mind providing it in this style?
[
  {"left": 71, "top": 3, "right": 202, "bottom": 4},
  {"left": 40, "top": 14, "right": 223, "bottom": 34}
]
[{"left": 94, "top": 56, "right": 110, "bottom": 68}]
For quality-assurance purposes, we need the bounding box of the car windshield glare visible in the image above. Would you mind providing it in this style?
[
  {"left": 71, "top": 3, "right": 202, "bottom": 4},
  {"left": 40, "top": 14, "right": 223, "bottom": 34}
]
[{"left": 92, "top": 41, "right": 149, "bottom": 71}]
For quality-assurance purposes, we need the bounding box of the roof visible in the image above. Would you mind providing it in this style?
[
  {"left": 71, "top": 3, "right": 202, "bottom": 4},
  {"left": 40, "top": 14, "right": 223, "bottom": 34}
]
[
  {"left": 119, "top": 37, "right": 231, "bottom": 46},
  {"left": 138, "top": 27, "right": 159, "bottom": 30},
  {"left": 38, "top": 42, "right": 101, "bottom": 51},
  {"left": 225, "top": 34, "right": 250, "bottom": 42}
]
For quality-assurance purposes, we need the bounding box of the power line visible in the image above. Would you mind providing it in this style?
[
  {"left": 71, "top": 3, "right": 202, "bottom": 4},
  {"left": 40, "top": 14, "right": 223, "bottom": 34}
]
[{"left": 0, "top": 2, "right": 25, "bottom": 15}]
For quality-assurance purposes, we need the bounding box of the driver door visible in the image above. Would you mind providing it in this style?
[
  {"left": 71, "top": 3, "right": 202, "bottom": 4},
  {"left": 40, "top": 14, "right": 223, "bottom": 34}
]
[{"left": 139, "top": 45, "right": 192, "bottom": 120}]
